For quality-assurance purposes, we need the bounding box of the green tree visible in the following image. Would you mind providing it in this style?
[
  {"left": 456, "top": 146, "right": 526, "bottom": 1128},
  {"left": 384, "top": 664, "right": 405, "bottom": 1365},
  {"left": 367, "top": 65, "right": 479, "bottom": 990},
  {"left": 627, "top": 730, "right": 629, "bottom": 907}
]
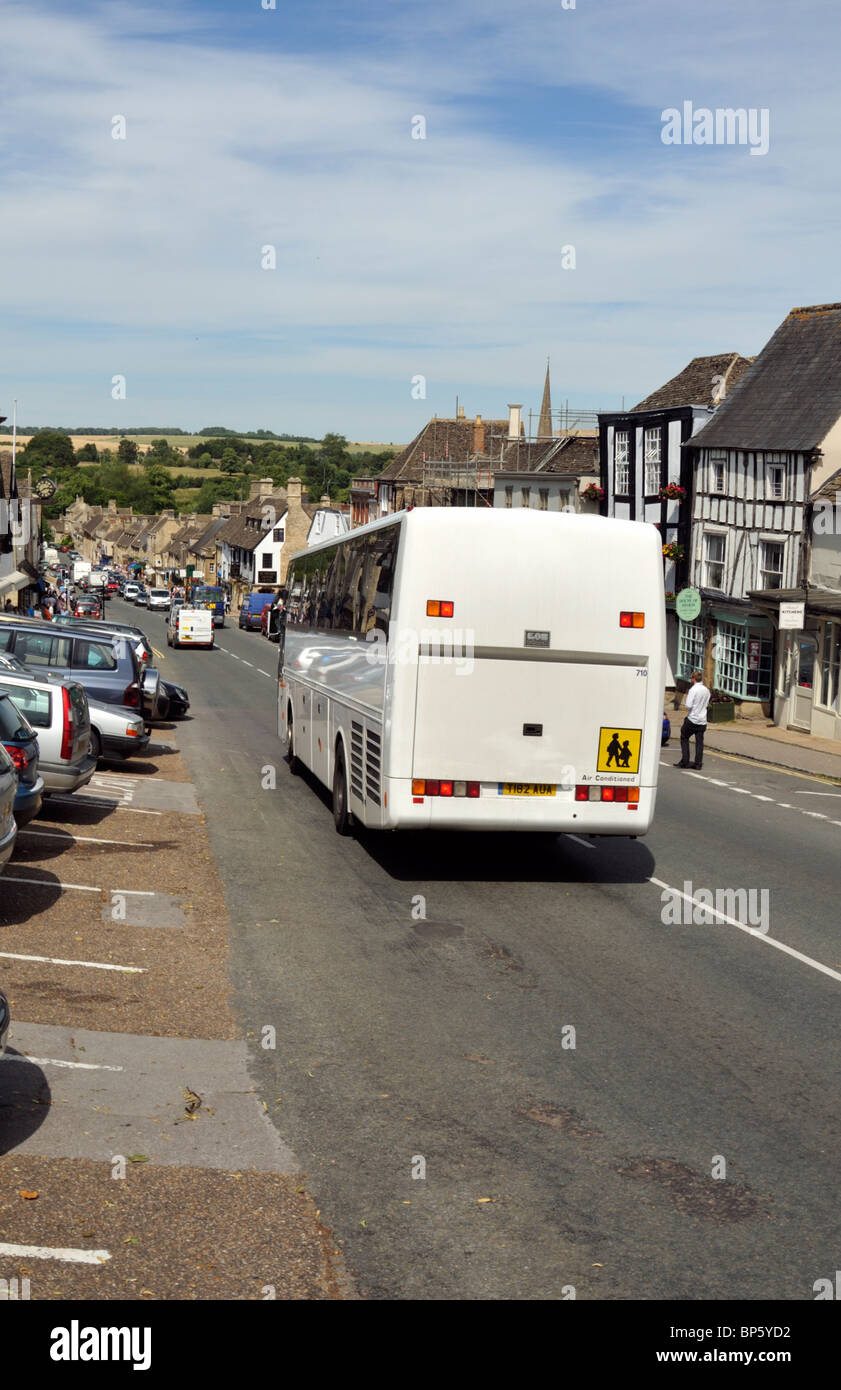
[
  {"left": 24, "top": 429, "right": 77, "bottom": 470},
  {"left": 117, "top": 438, "right": 139, "bottom": 466},
  {"left": 219, "top": 448, "right": 241, "bottom": 475},
  {"left": 76, "top": 442, "right": 99, "bottom": 462},
  {"left": 198, "top": 451, "right": 213, "bottom": 469}
]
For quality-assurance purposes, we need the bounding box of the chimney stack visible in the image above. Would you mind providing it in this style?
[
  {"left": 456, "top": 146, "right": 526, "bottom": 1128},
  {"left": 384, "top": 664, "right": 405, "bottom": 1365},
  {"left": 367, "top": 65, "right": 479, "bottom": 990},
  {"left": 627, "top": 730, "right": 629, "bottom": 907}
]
[
  {"left": 507, "top": 404, "right": 523, "bottom": 441},
  {"left": 457, "top": 405, "right": 465, "bottom": 419},
  {"left": 249, "top": 477, "right": 275, "bottom": 501},
  {"left": 473, "top": 414, "right": 485, "bottom": 455}
]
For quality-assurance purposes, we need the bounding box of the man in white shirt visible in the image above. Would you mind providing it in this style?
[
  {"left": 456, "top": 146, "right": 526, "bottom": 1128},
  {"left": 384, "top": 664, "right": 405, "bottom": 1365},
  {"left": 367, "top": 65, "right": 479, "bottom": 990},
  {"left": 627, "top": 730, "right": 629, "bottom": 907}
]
[{"left": 675, "top": 669, "right": 711, "bottom": 769}]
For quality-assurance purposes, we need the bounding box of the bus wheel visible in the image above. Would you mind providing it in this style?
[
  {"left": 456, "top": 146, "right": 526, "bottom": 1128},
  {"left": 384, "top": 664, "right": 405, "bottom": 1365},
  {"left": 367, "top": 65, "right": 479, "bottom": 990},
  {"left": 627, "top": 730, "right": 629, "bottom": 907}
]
[
  {"left": 333, "top": 745, "right": 353, "bottom": 835},
  {"left": 287, "top": 712, "right": 300, "bottom": 775}
]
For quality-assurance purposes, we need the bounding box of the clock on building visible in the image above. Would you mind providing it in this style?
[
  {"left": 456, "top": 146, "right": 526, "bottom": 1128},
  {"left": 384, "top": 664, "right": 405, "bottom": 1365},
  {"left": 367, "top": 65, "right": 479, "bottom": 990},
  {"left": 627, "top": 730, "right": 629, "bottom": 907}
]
[{"left": 34, "top": 475, "right": 57, "bottom": 500}]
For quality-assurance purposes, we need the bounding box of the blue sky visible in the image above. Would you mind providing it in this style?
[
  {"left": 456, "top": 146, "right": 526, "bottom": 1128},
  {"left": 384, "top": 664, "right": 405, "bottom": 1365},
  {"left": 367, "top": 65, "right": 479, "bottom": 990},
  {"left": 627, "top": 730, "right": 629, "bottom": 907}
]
[{"left": 0, "top": 0, "right": 839, "bottom": 441}]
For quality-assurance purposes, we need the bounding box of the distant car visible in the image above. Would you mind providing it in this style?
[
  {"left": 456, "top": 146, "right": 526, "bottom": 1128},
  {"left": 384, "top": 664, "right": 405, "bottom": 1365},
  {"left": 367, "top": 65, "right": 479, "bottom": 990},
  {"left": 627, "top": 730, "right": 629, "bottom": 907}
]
[
  {"left": 0, "top": 690, "right": 44, "bottom": 826},
  {"left": 123, "top": 582, "right": 141, "bottom": 602},
  {"left": 239, "top": 592, "right": 275, "bottom": 631},
  {"left": 147, "top": 588, "right": 171, "bottom": 612},
  {"left": 0, "top": 743, "right": 17, "bottom": 874},
  {"left": 662, "top": 713, "right": 671, "bottom": 745},
  {"left": 107, "top": 580, "right": 120, "bottom": 594},
  {"left": 87, "top": 699, "right": 150, "bottom": 762},
  {"left": 134, "top": 588, "right": 149, "bottom": 607},
  {"left": 73, "top": 596, "right": 102, "bottom": 619}
]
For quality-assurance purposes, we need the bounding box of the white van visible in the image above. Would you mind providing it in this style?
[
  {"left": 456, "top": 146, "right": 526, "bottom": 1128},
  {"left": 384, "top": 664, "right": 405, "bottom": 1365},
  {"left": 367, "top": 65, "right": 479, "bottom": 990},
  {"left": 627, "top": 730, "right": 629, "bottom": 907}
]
[{"left": 167, "top": 606, "right": 214, "bottom": 649}]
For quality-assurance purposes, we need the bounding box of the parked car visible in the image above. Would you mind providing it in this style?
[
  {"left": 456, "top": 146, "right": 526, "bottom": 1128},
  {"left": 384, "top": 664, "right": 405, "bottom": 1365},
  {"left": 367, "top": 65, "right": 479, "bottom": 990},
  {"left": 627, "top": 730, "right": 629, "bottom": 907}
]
[
  {"left": 239, "top": 592, "right": 275, "bottom": 631},
  {"left": 53, "top": 614, "right": 154, "bottom": 667},
  {"left": 0, "top": 982, "right": 8, "bottom": 1054},
  {"left": 0, "top": 743, "right": 16, "bottom": 874},
  {"left": 123, "top": 582, "right": 141, "bottom": 602},
  {"left": 0, "top": 669, "right": 96, "bottom": 793},
  {"left": 87, "top": 699, "right": 150, "bottom": 762},
  {"left": 0, "top": 691, "right": 43, "bottom": 826},
  {"left": 147, "top": 588, "right": 171, "bottom": 612},
  {"left": 159, "top": 679, "right": 190, "bottom": 719},
  {"left": 0, "top": 618, "right": 143, "bottom": 714}
]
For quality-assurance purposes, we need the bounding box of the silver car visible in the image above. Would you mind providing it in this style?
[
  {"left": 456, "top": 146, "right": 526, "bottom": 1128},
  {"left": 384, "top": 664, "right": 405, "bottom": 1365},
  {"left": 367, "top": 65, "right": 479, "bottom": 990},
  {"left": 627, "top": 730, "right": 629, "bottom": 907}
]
[
  {"left": 0, "top": 742, "right": 17, "bottom": 873},
  {"left": 0, "top": 668, "right": 96, "bottom": 794}
]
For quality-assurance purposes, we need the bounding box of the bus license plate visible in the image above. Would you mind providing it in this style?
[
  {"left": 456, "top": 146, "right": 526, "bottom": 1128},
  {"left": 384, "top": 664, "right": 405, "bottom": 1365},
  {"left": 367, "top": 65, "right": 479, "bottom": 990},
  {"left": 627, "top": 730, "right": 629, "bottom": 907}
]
[{"left": 500, "top": 783, "right": 555, "bottom": 796}]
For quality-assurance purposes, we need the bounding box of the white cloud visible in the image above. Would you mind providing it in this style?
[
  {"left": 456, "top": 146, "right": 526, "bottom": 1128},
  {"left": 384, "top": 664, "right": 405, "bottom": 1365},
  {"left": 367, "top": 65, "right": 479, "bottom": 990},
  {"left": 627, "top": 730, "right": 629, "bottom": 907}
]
[{"left": 0, "top": 0, "right": 839, "bottom": 434}]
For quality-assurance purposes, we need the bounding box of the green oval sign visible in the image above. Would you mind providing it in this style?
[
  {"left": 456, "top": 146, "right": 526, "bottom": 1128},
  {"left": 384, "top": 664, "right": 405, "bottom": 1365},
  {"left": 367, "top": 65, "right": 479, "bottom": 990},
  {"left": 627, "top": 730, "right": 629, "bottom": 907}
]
[{"left": 675, "top": 587, "right": 701, "bottom": 622}]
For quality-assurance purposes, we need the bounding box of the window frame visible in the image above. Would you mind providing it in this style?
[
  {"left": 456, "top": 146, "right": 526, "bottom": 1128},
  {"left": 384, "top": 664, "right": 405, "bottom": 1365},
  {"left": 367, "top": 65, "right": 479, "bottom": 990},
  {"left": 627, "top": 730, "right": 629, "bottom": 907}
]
[{"left": 614, "top": 430, "right": 630, "bottom": 495}]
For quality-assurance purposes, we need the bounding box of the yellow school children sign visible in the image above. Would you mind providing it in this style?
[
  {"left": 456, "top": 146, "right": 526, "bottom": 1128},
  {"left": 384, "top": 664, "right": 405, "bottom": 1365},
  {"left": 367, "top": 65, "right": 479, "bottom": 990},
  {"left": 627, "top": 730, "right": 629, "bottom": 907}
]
[{"left": 597, "top": 727, "right": 642, "bottom": 774}]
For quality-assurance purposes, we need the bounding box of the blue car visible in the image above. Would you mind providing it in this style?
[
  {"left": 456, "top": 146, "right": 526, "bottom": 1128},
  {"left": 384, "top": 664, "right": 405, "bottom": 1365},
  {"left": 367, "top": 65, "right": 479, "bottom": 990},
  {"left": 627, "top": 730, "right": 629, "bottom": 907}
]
[
  {"left": 662, "top": 712, "right": 671, "bottom": 745},
  {"left": 0, "top": 691, "right": 43, "bottom": 826}
]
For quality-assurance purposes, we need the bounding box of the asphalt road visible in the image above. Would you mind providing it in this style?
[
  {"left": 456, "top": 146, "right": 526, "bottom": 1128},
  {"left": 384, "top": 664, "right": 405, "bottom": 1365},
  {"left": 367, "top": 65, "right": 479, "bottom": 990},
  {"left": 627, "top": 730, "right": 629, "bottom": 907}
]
[{"left": 120, "top": 597, "right": 841, "bottom": 1301}]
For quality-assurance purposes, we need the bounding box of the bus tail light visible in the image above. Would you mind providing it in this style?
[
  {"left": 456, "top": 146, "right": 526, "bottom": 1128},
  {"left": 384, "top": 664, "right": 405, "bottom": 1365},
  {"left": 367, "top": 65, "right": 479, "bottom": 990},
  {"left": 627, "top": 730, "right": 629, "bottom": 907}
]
[
  {"left": 426, "top": 600, "right": 454, "bottom": 617},
  {"left": 575, "top": 784, "right": 641, "bottom": 805},
  {"left": 413, "top": 778, "right": 480, "bottom": 798},
  {"left": 620, "top": 611, "right": 645, "bottom": 628}
]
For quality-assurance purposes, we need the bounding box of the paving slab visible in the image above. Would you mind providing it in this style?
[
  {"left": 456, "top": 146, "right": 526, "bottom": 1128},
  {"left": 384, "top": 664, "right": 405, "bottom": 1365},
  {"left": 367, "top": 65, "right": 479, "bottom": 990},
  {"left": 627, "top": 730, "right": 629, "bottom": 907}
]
[
  {"left": 77, "top": 777, "right": 200, "bottom": 814},
  {"left": 2, "top": 1022, "right": 297, "bottom": 1172}
]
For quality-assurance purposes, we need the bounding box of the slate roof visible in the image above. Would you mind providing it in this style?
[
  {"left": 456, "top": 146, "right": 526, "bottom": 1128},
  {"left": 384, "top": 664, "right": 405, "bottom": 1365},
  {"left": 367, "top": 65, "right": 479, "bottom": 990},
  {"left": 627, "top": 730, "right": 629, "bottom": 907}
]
[
  {"left": 379, "top": 418, "right": 510, "bottom": 482},
  {"left": 498, "top": 434, "right": 599, "bottom": 476},
  {"left": 690, "top": 305, "right": 841, "bottom": 451},
  {"left": 188, "top": 517, "right": 229, "bottom": 557},
  {"left": 632, "top": 354, "right": 754, "bottom": 412},
  {"left": 216, "top": 492, "right": 288, "bottom": 551},
  {"left": 811, "top": 466, "right": 841, "bottom": 501}
]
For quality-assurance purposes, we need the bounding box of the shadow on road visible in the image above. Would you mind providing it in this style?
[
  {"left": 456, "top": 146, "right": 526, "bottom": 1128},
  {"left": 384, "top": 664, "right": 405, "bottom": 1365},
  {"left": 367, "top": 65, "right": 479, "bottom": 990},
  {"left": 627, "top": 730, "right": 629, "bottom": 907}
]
[{"left": 0, "top": 1053, "right": 51, "bottom": 1152}]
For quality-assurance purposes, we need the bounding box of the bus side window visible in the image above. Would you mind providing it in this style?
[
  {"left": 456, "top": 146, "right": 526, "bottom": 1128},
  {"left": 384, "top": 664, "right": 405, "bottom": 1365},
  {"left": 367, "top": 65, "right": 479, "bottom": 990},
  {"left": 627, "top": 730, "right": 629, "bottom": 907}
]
[
  {"left": 371, "top": 527, "right": 399, "bottom": 633},
  {"left": 324, "top": 545, "right": 344, "bottom": 629}
]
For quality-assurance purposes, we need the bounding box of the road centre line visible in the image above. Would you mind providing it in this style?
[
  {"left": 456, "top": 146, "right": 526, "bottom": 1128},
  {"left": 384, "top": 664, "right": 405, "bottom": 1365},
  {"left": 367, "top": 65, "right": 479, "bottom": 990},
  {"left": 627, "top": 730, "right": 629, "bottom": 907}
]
[
  {"left": 0, "top": 951, "right": 145, "bottom": 973},
  {"left": 241, "top": 660, "right": 254, "bottom": 667},
  {"left": 18, "top": 829, "right": 154, "bottom": 847},
  {"left": 0, "top": 1243, "right": 111, "bottom": 1265},
  {"left": 4, "top": 1055, "right": 124, "bottom": 1072},
  {"left": 649, "top": 875, "right": 841, "bottom": 985},
  {"left": 661, "top": 763, "right": 841, "bottom": 828},
  {"left": 257, "top": 669, "right": 272, "bottom": 677}
]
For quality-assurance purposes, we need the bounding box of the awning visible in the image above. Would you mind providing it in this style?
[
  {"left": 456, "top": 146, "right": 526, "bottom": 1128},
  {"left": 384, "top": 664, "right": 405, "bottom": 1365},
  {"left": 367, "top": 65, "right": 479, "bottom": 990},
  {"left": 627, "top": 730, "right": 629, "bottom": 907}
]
[{"left": 0, "top": 569, "right": 28, "bottom": 595}]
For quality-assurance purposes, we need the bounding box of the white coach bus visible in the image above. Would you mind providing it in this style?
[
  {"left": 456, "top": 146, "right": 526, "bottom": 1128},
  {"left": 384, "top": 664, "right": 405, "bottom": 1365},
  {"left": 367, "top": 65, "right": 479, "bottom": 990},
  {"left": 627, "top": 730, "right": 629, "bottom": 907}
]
[{"left": 277, "top": 508, "right": 665, "bottom": 835}]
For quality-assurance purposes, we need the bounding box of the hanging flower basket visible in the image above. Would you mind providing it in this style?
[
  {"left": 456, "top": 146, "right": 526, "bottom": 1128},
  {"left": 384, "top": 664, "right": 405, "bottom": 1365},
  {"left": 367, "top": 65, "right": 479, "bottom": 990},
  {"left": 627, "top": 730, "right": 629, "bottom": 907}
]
[
  {"left": 581, "top": 482, "right": 605, "bottom": 501},
  {"left": 659, "top": 483, "right": 687, "bottom": 501},
  {"left": 662, "top": 541, "right": 685, "bottom": 561}
]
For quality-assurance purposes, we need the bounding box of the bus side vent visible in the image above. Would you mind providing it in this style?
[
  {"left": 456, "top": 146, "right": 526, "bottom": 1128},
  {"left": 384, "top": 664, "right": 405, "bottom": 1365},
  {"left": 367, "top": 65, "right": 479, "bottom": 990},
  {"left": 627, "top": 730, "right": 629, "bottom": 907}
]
[
  {"left": 350, "top": 721, "right": 365, "bottom": 803},
  {"left": 365, "top": 728, "right": 381, "bottom": 805}
]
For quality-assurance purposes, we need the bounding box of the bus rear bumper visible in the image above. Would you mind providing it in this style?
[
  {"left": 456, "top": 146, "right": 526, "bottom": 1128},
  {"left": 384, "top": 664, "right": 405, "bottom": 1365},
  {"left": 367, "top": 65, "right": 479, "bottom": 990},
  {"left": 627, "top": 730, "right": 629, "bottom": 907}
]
[{"left": 381, "top": 780, "right": 656, "bottom": 834}]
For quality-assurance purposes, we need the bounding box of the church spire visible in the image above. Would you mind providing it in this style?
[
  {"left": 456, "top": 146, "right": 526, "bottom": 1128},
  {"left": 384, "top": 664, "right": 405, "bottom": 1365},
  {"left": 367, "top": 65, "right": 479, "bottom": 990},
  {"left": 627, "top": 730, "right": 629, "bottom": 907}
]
[{"left": 537, "top": 358, "right": 553, "bottom": 439}]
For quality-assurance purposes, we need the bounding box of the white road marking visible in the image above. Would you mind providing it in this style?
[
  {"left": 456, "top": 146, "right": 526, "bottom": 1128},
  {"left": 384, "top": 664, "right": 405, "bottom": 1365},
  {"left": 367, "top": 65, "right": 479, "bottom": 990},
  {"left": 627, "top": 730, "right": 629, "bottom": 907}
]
[
  {"left": 18, "top": 829, "right": 154, "bottom": 847},
  {"left": 649, "top": 875, "right": 841, "bottom": 985},
  {"left": 0, "top": 1243, "right": 112, "bottom": 1265},
  {"left": 257, "top": 669, "right": 272, "bottom": 677},
  {"left": 2, "top": 875, "right": 99, "bottom": 893},
  {"left": 3, "top": 874, "right": 154, "bottom": 896},
  {"left": 565, "top": 834, "right": 595, "bottom": 849},
  {"left": 662, "top": 765, "right": 841, "bottom": 829},
  {"left": 230, "top": 653, "right": 240, "bottom": 660},
  {"left": 4, "top": 1055, "right": 124, "bottom": 1072},
  {"left": 52, "top": 794, "right": 162, "bottom": 815},
  {"left": 241, "top": 660, "right": 254, "bottom": 668},
  {"left": 0, "top": 951, "right": 145, "bottom": 973}
]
